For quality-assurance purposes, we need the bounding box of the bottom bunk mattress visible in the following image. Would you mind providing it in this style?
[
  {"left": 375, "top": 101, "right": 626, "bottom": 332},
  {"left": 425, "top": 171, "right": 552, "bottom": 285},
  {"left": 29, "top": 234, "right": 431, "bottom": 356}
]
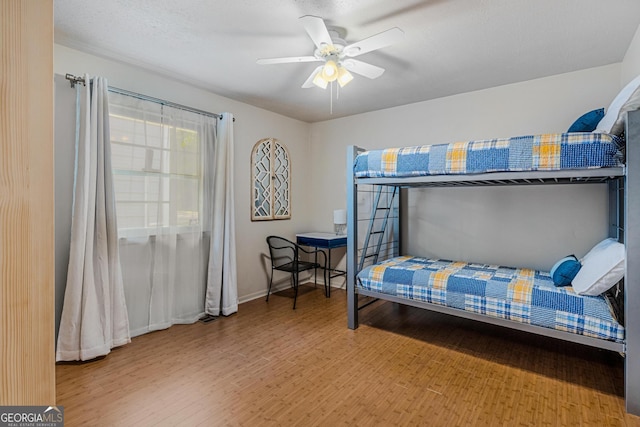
[{"left": 357, "top": 256, "right": 624, "bottom": 342}]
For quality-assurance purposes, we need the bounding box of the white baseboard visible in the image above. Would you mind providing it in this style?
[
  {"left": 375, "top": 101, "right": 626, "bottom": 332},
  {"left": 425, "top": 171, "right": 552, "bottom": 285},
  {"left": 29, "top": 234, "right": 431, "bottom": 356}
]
[{"left": 238, "top": 274, "right": 345, "bottom": 305}]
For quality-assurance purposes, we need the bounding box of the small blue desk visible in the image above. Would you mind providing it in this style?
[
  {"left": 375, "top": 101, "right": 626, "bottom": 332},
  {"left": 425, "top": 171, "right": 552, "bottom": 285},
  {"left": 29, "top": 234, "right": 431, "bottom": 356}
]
[{"left": 296, "top": 232, "right": 347, "bottom": 297}]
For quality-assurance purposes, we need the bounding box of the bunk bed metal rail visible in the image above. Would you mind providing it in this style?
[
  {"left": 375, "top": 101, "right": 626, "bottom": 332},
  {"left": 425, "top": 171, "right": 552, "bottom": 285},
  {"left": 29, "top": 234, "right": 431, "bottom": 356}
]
[
  {"left": 356, "top": 287, "right": 624, "bottom": 352},
  {"left": 356, "top": 167, "right": 625, "bottom": 187}
]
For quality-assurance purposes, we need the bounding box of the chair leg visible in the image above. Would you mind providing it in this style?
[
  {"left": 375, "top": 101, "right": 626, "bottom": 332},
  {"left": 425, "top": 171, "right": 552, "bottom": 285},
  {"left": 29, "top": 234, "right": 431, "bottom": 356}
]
[
  {"left": 327, "top": 250, "right": 331, "bottom": 298},
  {"left": 324, "top": 266, "right": 329, "bottom": 298},
  {"left": 266, "top": 269, "right": 274, "bottom": 302},
  {"left": 314, "top": 250, "right": 318, "bottom": 286},
  {"left": 293, "top": 273, "right": 299, "bottom": 309}
]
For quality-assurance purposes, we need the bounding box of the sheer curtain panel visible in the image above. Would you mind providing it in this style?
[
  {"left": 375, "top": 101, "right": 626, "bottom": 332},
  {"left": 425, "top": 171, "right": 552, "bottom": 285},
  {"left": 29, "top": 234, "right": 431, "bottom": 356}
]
[
  {"left": 108, "top": 92, "right": 217, "bottom": 336},
  {"left": 56, "top": 75, "right": 131, "bottom": 361}
]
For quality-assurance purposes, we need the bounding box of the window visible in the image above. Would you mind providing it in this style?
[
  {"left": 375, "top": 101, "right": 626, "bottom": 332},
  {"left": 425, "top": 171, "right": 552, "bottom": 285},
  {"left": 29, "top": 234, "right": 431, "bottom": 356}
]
[
  {"left": 107, "top": 91, "right": 219, "bottom": 336},
  {"left": 108, "top": 93, "right": 206, "bottom": 232},
  {"left": 251, "top": 138, "right": 291, "bottom": 220}
]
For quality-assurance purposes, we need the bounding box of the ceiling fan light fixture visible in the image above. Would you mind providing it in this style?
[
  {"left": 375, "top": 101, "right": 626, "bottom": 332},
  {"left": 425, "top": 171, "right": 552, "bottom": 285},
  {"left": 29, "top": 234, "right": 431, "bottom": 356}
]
[
  {"left": 321, "top": 60, "right": 338, "bottom": 82},
  {"left": 337, "top": 66, "right": 353, "bottom": 87},
  {"left": 312, "top": 71, "right": 328, "bottom": 89}
]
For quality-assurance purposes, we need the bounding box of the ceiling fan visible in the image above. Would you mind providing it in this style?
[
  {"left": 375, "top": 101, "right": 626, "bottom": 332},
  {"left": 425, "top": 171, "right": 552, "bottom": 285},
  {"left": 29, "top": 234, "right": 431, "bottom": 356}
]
[{"left": 257, "top": 15, "right": 404, "bottom": 89}]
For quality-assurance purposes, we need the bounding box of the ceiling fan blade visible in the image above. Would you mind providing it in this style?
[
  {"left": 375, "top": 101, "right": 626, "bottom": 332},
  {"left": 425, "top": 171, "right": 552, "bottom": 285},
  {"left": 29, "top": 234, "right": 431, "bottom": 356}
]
[
  {"left": 299, "top": 15, "right": 333, "bottom": 49},
  {"left": 257, "top": 56, "right": 320, "bottom": 65},
  {"left": 343, "top": 27, "right": 404, "bottom": 57},
  {"left": 342, "top": 59, "right": 385, "bottom": 79},
  {"left": 302, "top": 65, "right": 323, "bottom": 88}
]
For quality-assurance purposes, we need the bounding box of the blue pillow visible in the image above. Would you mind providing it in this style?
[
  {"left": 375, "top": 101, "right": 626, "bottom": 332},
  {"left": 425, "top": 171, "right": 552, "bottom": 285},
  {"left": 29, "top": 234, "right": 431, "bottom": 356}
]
[
  {"left": 567, "top": 108, "right": 605, "bottom": 133},
  {"left": 550, "top": 255, "right": 582, "bottom": 287}
]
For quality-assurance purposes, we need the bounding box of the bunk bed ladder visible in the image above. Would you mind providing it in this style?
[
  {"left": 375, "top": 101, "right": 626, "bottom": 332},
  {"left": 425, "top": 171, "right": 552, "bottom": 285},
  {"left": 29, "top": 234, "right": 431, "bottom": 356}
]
[{"left": 358, "top": 186, "right": 397, "bottom": 271}]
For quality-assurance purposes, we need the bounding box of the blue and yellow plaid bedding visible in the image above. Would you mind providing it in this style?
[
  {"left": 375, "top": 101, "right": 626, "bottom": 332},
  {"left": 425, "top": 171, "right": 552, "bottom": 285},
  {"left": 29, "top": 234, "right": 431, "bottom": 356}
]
[
  {"left": 357, "top": 256, "right": 624, "bottom": 342},
  {"left": 354, "top": 133, "right": 622, "bottom": 178}
]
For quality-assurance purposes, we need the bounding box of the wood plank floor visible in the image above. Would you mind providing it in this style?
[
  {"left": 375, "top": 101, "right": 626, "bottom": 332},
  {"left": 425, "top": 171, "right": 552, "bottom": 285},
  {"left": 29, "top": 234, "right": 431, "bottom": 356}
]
[{"left": 57, "top": 285, "right": 640, "bottom": 426}]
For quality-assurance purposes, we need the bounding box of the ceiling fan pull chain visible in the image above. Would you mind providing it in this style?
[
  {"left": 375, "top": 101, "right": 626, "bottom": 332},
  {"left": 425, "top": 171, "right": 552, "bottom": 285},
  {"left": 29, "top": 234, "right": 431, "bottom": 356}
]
[{"left": 330, "top": 81, "right": 333, "bottom": 115}]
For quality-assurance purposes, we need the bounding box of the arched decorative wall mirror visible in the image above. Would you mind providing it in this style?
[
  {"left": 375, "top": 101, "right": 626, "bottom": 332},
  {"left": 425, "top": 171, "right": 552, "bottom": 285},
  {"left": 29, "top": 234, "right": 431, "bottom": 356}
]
[{"left": 251, "top": 138, "right": 291, "bottom": 221}]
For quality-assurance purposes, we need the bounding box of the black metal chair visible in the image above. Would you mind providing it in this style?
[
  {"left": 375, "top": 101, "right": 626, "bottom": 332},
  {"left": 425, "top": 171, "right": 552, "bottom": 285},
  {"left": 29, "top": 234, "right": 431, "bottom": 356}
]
[{"left": 266, "top": 236, "right": 327, "bottom": 309}]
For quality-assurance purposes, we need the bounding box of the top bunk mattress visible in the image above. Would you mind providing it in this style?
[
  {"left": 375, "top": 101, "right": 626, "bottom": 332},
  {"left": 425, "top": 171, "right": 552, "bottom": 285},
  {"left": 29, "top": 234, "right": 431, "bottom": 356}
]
[{"left": 354, "top": 133, "right": 622, "bottom": 178}]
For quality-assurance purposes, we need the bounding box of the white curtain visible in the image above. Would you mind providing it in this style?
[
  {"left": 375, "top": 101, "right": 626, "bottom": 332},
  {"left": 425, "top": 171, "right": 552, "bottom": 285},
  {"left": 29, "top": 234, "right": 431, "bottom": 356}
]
[
  {"left": 56, "top": 75, "right": 131, "bottom": 361},
  {"left": 205, "top": 113, "right": 238, "bottom": 316},
  {"left": 108, "top": 92, "right": 217, "bottom": 337}
]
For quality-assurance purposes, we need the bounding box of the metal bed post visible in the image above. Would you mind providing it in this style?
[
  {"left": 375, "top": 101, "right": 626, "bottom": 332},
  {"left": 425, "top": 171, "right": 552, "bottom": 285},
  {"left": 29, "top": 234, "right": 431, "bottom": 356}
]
[
  {"left": 625, "top": 109, "right": 640, "bottom": 415},
  {"left": 609, "top": 177, "right": 623, "bottom": 242},
  {"left": 394, "top": 189, "right": 401, "bottom": 257},
  {"left": 347, "top": 146, "right": 360, "bottom": 329}
]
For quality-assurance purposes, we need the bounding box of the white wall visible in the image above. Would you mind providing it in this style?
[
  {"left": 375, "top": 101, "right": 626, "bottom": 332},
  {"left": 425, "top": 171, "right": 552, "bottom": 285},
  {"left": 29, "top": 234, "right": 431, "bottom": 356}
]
[
  {"left": 309, "top": 64, "right": 623, "bottom": 271},
  {"left": 622, "top": 23, "right": 640, "bottom": 85},
  {"left": 54, "top": 45, "right": 312, "bottom": 334}
]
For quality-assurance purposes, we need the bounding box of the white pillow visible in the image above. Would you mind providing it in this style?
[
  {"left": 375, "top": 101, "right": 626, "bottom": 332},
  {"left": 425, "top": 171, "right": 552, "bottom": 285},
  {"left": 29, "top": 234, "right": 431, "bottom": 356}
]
[
  {"left": 572, "top": 238, "right": 625, "bottom": 295},
  {"left": 595, "top": 74, "right": 640, "bottom": 135},
  {"left": 610, "top": 86, "right": 640, "bottom": 135}
]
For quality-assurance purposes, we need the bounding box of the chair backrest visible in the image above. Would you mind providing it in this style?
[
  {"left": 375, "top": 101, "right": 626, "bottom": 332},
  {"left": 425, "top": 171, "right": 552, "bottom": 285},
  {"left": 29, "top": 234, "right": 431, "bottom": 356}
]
[{"left": 266, "top": 236, "right": 298, "bottom": 269}]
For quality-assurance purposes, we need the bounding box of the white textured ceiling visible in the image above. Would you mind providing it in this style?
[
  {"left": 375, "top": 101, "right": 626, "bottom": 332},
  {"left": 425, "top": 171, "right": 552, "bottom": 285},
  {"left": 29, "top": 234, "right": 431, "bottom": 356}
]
[{"left": 54, "top": 0, "right": 640, "bottom": 123}]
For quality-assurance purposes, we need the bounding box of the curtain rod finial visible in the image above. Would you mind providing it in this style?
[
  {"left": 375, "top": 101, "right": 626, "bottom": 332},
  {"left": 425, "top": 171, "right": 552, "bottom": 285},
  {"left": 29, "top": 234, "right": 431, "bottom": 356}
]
[{"left": 65, "top": 73, "right": 85, "bottom": 88}]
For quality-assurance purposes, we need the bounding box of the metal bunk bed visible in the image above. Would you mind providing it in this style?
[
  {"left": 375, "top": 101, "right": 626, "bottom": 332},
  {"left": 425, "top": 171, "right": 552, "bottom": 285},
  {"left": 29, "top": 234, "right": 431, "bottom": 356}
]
[{"left": 345, "top": 109, "right": 640, "bottom": 415}]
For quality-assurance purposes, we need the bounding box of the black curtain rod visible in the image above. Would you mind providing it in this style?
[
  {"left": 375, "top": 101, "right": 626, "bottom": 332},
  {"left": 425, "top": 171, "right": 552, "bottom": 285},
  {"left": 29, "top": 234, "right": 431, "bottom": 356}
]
[{"left": 64, "top": 73, "right": 226, "bottom": 121}]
